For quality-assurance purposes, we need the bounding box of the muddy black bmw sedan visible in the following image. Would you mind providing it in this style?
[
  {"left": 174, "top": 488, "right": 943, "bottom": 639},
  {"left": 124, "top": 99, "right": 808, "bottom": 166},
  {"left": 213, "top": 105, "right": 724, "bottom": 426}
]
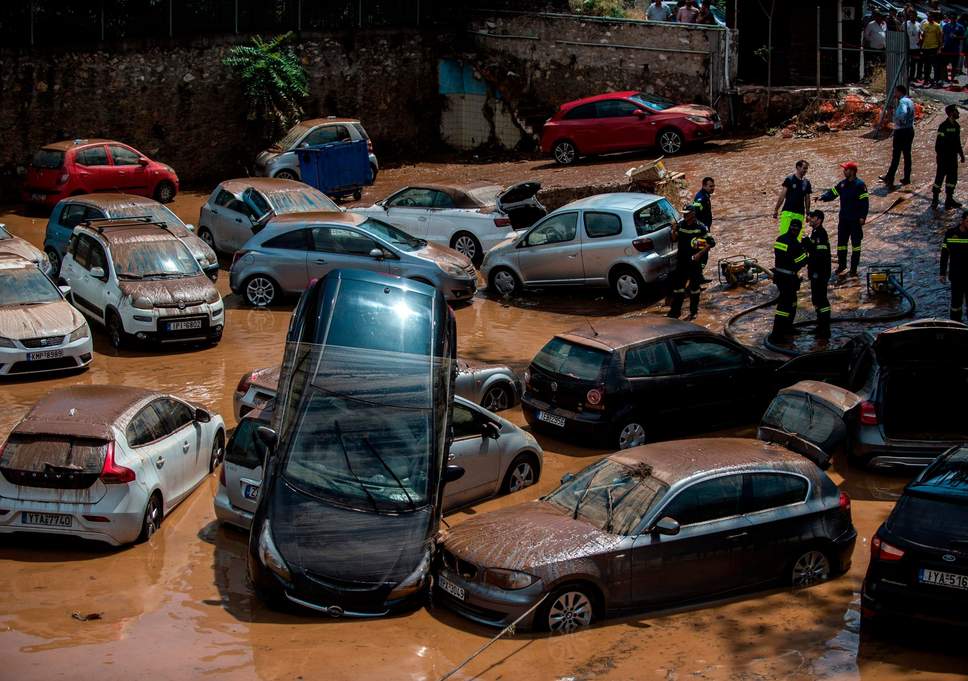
[{"left": 436, "top": 438, "right": 855, "bottom": 633}]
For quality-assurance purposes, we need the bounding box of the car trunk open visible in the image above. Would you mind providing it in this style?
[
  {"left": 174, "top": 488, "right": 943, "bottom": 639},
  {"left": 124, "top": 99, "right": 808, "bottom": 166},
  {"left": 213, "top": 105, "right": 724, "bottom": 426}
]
[
  {"left": 0, "top": 434, "right": 109, "bottom": 503},
  {"left": 497, "top": 182, "right": 546, "bottom": 230}
]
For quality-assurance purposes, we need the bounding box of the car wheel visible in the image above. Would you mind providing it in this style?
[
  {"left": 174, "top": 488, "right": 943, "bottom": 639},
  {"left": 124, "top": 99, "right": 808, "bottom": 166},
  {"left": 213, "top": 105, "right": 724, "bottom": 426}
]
[
  {"left": 46, "top": 249, "right": 61, "bottom": 275},
  {"left": 611, "top": 267, "right": 645, "bottom": 303},
  {"left": 616, "top": 420, "right": 648, "bottom": 450},
  {"left": 501, "top": 453, "right": 539, "bottom": 494},
  {"left": 658, "top": 128, "right": 685, "bottom": 155},
  {"left": 137, "top": 492, "right": 163, "bottom": 543},
  {"left": 198, "top": 227, "right": 217, "bottom": 252},
  {"left": 481, "top": 382, "right": 513, "bottom": 412},
  {"left": 154, "top": 181, "right": 176, "bottom": 203},
  {"left": 107, "top": 311, "right": 127, "bottom": 349},
  {"left": 790, "top": 548, "right": 831, "bottom": 587},
  {"left": 209, "top": 430, "right": 225, "bottom": 473},
  {"left": 369, "top": 164, "right": 378, "bottom": 184},
  {"left": 539, "top": 586, "right": 595, "bottom": 634},
  {"left": 274, "top": 169, "right": 298, "bottom": 181},
  {"left": 353, "top": 188, "right": 363, "bottom": 201},
  {"left": 489, "top": 267, "right": 520, "bottom": 296},
  {"left": 451, "top": 232, "right": 483, "bottom": 266},
  {"left": 244, "top": 275, "right": 278, "bottom": 307},
  {"left": 553, "top": 140, "right": 578, "bottom": 165}
]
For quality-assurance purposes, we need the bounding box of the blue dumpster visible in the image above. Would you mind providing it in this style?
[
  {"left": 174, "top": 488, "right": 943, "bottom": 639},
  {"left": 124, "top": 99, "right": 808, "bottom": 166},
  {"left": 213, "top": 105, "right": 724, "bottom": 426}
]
[{"left": 296, "top": 139, "right": 371, "bottom": 200}]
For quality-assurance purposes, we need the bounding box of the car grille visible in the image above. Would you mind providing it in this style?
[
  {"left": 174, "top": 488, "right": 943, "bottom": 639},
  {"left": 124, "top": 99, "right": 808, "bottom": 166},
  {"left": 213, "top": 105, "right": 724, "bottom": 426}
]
[
  {"left": 462, "top": 264, "right": 476, "bottom": 278},
  {"left": 441, "top": 548, "right": 478, "bottom": 581},
  {"left": 21, "top": 335, "right": 65, "bottom": 348},
  {"left": 155, "top": 300, "right": 206, "bottom": 309},
  {"left": 304, "top": 569, "right": 385, "bottom": 593},
  {"left": 2, "top": 467, "right": 99, "bottom": 489},
  {"left": 9, "top": 357, "right": 77, "bottom": 373}
]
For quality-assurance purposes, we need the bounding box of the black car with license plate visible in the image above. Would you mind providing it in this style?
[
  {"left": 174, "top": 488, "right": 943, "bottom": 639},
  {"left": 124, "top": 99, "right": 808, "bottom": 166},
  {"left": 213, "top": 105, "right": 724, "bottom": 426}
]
[{"left": 862, "top": 446, "right": 968, "bottom": 627}]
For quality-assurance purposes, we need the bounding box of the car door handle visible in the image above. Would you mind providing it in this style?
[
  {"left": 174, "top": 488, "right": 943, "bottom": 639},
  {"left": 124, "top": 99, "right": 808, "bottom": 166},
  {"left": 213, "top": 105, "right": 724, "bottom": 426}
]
[
  {"left": 727, "top": 532, "right": 748, "bottom": 540},
  {"left": 211, "top": 209, "right": 219, "bottom": 215},
  {"left": 567, "top": 254, "right": 578, "bottom": 259},
  {"left": 155, "top": 456, "right": 165, "bottom": 469},
  {"left": 448, "top": 453, "right": 455, "bottom": 462},
  {"left": 314, "top": 258, "right": 326, "bottom": 264},
  {"left": 182, "top": 441, "right": 190, "bottom": 453},
  {"left": 235, "top": 218, "right": 243, "bottom": 223}
]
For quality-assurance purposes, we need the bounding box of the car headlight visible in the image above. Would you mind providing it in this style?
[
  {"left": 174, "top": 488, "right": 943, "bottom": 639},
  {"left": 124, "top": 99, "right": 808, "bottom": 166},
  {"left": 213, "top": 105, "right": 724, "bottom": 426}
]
[
  {"left": 686, "top": 115, "right": 710, "bottom": 124},
  {"left": 440, "top": 261, "right": 468, "bottom": 277},
  {"left": 132, "top": 295, "right": 153, "bottom": 310},
  {"left": 482, "top": 568, "right": 537, "bottom": 590},
  {"left": 198, "top": 256, "right": 211, "bottom": 267},
  {"left": 205, "top": 288, "right": 222, "bottom": 305},
  {"left": 69, "top": 324, "right": 89, "bottom": 343},
  {"left": 257, "top": 521, "right": 291, "bottom": 582},
  {"left": 387, "top": 548, "right": 431, "bottom": 600},
  {"left": 0, "top": 336, "right": 15, "bottom": 348}
]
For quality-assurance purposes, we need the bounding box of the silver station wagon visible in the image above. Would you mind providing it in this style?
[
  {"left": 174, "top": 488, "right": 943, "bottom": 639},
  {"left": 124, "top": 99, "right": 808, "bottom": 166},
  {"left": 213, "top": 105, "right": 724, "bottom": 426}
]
[{"left": 481, "top": 193, "right": 679, "bottom": 302}]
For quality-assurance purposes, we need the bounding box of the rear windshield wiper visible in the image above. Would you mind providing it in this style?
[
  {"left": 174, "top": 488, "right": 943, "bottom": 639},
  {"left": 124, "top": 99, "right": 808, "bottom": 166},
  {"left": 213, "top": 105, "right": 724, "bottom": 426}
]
[
  {"left": 361, "top": 436, "right": 416, "bottom": 512},
  {"left": 333, "top": 420, "right": 380, "bottom": 514}
]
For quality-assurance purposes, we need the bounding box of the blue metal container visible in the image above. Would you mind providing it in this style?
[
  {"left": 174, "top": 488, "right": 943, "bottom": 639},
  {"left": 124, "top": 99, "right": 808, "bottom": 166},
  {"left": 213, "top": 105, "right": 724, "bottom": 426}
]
[{"left": 296, "top": 139, "right": 370, "bottom": 198}]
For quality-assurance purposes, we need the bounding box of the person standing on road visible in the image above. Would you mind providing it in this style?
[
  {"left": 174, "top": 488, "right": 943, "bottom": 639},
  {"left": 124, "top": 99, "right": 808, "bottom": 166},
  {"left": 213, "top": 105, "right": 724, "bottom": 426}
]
[
  {"left": 941, "top": 13, "right": 966, "bottom": 83},
  {"left": 932, "top": 104, "right": 966, "bottom": 210},
  {"left": 940, "top": 211, "right": 968, "bottom": 320},
  {"left": 667, "top": 204, "right": 714, "bottom": 321},
  {"left": 819, "top": 162, "right": 870, "bottom": 277},
  {"left": 905, "top": 7, "right": 923, "bottom": 81},
  {"left": 646, "top": 0, "right": 670, "bottom": 21},
  {"left": 768, "top": 219, "right": 808, "bottom": 345},
  {"left": 880, "top": 84, "right": 916, "bottom": 188},
  {"left": 677, "top": 0, "right": 700, "bottom": 23},
  {"left": 803, "top": 210, "right": 833, "bottom": 339},
  {"left": 773, "top": 160, "right": 812, "bottom": 237},
  {"left": 922, "top": 12, "right": 944, "bottom": 86},
  {"left": 697, "top": 0, "right": 717, "bottom": 25},
  {"left": 692, "top": 177, "right": 715, "bottom": 280}
]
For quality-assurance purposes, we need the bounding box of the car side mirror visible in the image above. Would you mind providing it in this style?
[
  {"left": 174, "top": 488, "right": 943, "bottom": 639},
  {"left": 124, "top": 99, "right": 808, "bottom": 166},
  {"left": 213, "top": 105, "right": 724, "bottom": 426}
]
[
  {"left": 89, "top": 266, "right": 105, "bottom": 279},
  {"left": 633, "top": 109, "right": 647, "bottom": 118},
  {"left": 560, "top": 472, "right": 576, "bottom": 486},
  {"left": 299, "top": 142, "right": 310, "bottom": 149},
  {"left": 256, "top": 426, "right": 278, "bottom": 451},
  {"left": 184, "top": 223, "right": 195, "bottom": 233},
  {"left": 481, "top": 421, "right": 500, "bottom": 440},
  {"left": 58, "top": 285, "right": 71, "bottom": 296},
  {"left": 194, "top": 407, "right": 212, "bottom": 423},
  {"left": 443, "top": 463, "right": 465, "bottom": 484},
  {"left": 369, "top": 247, "right": 385, "bottom": 260},
  {"left": 653, "top": 516, "right": 681, "bottom": 536},
  {"left": 138, "top": 157, "right": 149, "bottom": 166}
]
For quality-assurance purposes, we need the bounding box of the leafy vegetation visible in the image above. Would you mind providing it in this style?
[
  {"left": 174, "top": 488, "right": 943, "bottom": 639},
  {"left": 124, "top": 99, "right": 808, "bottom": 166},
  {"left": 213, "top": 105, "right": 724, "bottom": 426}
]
[{"left": 568, "top": 0, "right": 627, "bottom": 19}]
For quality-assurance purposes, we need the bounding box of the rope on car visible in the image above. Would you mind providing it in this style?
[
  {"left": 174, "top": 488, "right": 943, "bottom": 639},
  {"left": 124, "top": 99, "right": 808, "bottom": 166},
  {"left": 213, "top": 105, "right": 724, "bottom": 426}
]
[{"left": 437, "top": 592, "right": 550, "bottom": 681}]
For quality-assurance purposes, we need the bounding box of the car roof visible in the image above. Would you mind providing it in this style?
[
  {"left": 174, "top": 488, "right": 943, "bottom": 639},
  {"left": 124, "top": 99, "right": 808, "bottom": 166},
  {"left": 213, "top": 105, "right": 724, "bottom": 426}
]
[
  {"left": 301, "top": 117, "right": 360, "bottom": 127},
  {"left": 609, "top": 437, "right": 814, "bottom": 487},
  {"left": 41, "top": 138, "right": 119, "bottom": 152},
  {"left": 397, "top": 182, "right": 499, "bottom": 208},
  {"left": 560, "top": 192, "right": 664, "bottom": 211},
  {"left": 265, "top": 211, "right": 366, "bottom": 228},
  {"left": 561, "top": 91, "right": 639, "bottom": 109},
  {"left": 218, "top": 178, "right": 312, "bottom": 195},
  {"left": 12, "top": 385, "right": 162, "bottom": 441},
  {"left": 62, "top": 193, "right": 156, "bottom": 210},
  {"left": 557, "top": 314, "right": 711, "bottom": 351},
  {"left": 78, "top": 221, "right": 181, "bottom": 245},
  {"left": 0, "top": 254, "right": 35, "bottom": 271}
]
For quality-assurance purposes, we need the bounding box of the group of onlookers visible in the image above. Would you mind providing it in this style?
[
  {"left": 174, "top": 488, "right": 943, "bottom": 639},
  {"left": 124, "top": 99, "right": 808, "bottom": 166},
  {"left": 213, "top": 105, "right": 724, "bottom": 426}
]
[
  {"left": 865, "top": 5, "right": 968, "bottom": 88},
  {"left": 641, "top": 0, "right": 717, "bottom": 25}
]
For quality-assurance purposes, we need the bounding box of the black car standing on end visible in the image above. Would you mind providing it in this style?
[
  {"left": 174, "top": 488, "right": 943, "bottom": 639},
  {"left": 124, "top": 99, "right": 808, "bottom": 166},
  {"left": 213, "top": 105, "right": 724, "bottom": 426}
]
[{"left": 248, "top": 269, "right": 460, "bottom": 616}]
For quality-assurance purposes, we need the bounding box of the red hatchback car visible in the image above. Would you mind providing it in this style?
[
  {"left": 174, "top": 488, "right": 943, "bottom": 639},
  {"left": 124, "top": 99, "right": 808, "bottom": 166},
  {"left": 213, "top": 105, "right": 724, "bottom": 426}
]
[
  {"left": 540, "top": 91, "right": 722, "bottom": 165},
  {"left": 22, "top": 139, "right": 179, "bottom": 208}
]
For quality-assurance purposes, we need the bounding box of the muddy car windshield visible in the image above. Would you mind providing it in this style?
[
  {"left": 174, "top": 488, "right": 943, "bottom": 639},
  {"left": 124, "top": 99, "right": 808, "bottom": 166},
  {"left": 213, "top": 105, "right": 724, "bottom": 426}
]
[
  {"left": 265, "top": 188, "right": 339, "bottom": 214},
  {"left": 0, "top": 268, "right": 61, "bottom": 306},
  {"left": 533, "top": 337, "right": 608, "bottom": 381},
  {"left": 112, "top": 240, "right": 201, "bottom": 279},
  {"left": 360, "top": 218, "right": 425, "bottom": 252},
  {"left": 284, "top": 389, "right": 431, "bottom": 512},
  {"left": 32, "top": 149, "right": 64, "bottom": 168},
  {"left": 275, "top": 123, "right": 311, "bottom": 150},
  {"left": 630, "top": 93, "right": 675, "bottom": 111},
  {"left": 464, "top": 186, "right": 501, "bottom": 207},
  {"left": 547, "top": 458, "right": 667, "bottom": 534}
]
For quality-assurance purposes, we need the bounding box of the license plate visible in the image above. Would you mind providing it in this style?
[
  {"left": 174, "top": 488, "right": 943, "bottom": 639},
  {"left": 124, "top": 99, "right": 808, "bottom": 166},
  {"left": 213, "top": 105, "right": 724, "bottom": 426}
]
[
  {"left": 27, "top": 349, "right": 63, "bottom": 361},
  {"left": 242, "top": 483, "right": 261, "bottom": 501},
  {"left": 21, "top": 512, "right": 72, "bottom": 528},
  {"left": 919, "top": 568, "right": 968, "bottom": 590},
  {"left": 31, "top": 193, "right": 45, "bottom": 202},
  {"left": 439, "top": 574, "right": 465, "bottom": 601},
  {"left": 537, "top": 411, "right": 566, "bottom": 428},
  {"left": 166, "top": 319, "right": 203, "bottom": 331}
]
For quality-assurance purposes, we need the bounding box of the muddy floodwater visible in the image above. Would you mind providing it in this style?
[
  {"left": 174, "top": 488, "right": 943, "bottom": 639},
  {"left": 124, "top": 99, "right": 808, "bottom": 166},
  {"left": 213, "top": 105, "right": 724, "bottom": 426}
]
[{"left": 1, "top": 119, "right": 967, "bottom": 680}]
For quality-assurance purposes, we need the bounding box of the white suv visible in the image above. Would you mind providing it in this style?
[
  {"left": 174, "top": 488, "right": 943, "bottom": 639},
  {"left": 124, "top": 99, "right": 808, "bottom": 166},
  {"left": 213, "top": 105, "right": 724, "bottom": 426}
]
[{"left": 59, "top": 220, "right": 225, "bottom": 348}]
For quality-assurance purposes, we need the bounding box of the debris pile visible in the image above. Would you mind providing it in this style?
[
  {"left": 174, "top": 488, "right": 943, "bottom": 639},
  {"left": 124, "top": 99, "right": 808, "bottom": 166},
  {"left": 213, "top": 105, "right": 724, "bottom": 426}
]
[
  {"left": 625, "top": 158, "right": 686, "bottom": 206},
  {"left": 769, "top": 93, "right": 927, "bottom": 139}
]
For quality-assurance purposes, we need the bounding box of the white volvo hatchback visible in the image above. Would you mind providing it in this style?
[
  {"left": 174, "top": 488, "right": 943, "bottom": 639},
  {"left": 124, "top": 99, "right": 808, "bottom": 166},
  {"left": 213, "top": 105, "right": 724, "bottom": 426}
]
[{"left": 0, "top": 385, "right": 224, "bottom": 546}]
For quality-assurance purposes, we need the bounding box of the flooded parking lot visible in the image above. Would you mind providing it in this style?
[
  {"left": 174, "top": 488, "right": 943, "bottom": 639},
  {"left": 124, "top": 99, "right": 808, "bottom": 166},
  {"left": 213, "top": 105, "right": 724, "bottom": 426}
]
[{"left": 1, "top": 121, "right": 967, "bottom": 680}]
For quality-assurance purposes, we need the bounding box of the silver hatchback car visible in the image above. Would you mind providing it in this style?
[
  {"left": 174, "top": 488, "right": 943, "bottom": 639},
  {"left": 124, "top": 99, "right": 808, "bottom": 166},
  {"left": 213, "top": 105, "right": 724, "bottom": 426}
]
[
  {"left": 481, "top": 193, "right": 679, "bottom": 302},
  {"left": 229, "top": 212, "right": 478, "bottom": 306},
  {"left": 254, "top": 117, "right": 379, "bottom": 183}
]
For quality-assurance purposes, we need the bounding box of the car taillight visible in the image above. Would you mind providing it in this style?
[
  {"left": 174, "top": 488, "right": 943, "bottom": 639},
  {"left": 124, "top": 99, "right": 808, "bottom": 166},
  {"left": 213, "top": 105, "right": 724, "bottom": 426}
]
[
  {"left": 219, "top": 464, "right": 226, "bottom": 487},
  {"left": 839, "top": 491, "right": 851, "bottom": 513},
  {"left": 57, "top": 172, "right": 70, "bottom": 185},
  {"left": 366, "top": 139, "right": 373, "bottom": 153},
  {"left": 231, "top": 250, "right": 250, "bottom": 269},
  {"left": 860, "top": 400, "right": 878, "bottom": 425},
  {"left": 871, "top": 535, "right": 905, "bottom": 562},
  {"left": 523, "top": 370, "right": 531, "bottom": 389},
  {"left": 236, "top": 371, "right": 254, "bottom": 395},
  {"left": 494, "top": 217, "right": 512, "bottom": 228},
  {"left": 99, "top": 442, "right": 135, "bottom": 484},
  {"left": 632, "top": 237, "right": 654, "bottom": 252},
  {"left": 0, "top": 440, "right": 6, "bottom": 464},
  {"left": 586, "top": 388, "right": 604, "bottom": 410}
]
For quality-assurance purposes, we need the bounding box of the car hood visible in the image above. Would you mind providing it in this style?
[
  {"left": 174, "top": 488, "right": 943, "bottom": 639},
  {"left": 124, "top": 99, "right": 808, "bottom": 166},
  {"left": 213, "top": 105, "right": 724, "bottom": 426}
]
[
  {"left": 0, "top": 237, "right": 45, "bottom": 264},
  {"left": 118, "top": 274, "right": 217, "bottom": 306},
  {"left": 0, "top": 300, "right": 84, "bottom": 340},
  {"left": 441, "top": 500, "right": 622, "bottom": 573},
  {"left": 412, "top": 241, "right": 474, "bottom": 273},
  {"left": 270, "top": 481, "right": 433, "bottom": 584},
  {"left": 664, "top": 104, "right": 717, "bottom": 118}
]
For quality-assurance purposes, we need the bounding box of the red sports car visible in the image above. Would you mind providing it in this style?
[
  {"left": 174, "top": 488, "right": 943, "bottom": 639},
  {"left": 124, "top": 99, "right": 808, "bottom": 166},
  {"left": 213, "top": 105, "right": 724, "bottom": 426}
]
[
  {"left": 540, "top": 91, "right": 722, "bottom": 165},
  {"left": 22, "top": 138, "right": 180, "bottom": 208}
]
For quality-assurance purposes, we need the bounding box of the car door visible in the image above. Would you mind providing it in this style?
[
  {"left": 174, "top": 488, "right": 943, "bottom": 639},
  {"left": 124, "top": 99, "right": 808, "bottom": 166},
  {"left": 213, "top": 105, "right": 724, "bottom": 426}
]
[
  {"left": 515, "top": 211, "right": 583, "bottom": 284},
  {"left": 64, "top": 235, "right": 107, "bottom": 323},
  {"left": 562, "top": 102, "right": 602, "bottom": 153},
  {"left": 109, "top": 144, "right": 149, "bottom": 194},
  {"left": 426, "top": 189, "right": 462, "bottom": 248},
  {"left": 259, "top": 228, "right": 312, "bottom": 292},
  {"left": 442, "top": 402, "right": 502, "bottom": 511},
  {"left": 737, "top": 472, "right": 812, "bottom": 586},
  {"left": 620, "top": 341, "right": 682, "bottom": 437},
  {"left": 630, "top": 473, "right": 750, "bottom": 605},
  {"left": 223, "top": 416, "right": 266, "bottom": 515},
  {"left": 206, "top": 188, "right": 252, "bottom": 252},
  {"left": 383, "top": 187, "right": 436, "bottom": 238},
  {"left": 308, "top": 225, "right": 389, "bottom": 281},
  {"left": 580, "top": 210, "right": 625, "bottom": 285},
  {"left": 126, "top": 402, "right": 180, "bottom": 509},
  {"left": 151, "top": 398, "right": 201, "bottom": 502},
  {"left": 595, "top": 99, "right": 648, "bottom": 152},
  {"left": 73, "top": 145, "right": 114, "bottom": 193},
  {"left": 670, "top": 336, "right": 760, "bottom": 427}
]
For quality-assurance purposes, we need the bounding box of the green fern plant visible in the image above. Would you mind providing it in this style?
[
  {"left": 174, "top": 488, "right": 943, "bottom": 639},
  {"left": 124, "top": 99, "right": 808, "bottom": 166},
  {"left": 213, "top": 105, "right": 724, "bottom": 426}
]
[{"left": 222, "top": 33, "right": 309, "bottom": 139}]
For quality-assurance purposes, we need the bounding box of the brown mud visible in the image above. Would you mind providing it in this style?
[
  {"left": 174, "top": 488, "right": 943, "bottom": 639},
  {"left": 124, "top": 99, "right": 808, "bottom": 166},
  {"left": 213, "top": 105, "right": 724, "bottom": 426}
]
[{"left": 1, "top": 119, "right": 966, "bottom": 680}]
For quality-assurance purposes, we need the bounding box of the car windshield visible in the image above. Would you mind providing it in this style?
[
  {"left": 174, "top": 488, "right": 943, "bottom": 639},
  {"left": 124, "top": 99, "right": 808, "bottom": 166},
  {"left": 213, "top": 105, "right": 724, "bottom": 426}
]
[
  {"left": 31, "top": 149, "right": 64, "bottom": 169},
  {"left": 264, "top": 187, "right": 339, "bottom": 213},
  {"left": 630, "top": 93, "right": 676, "bottom": 111},
  {"left": 360, "top": 218, "right": 425, "bottom": 252},
  {"left": 464, "top": 186, "right": 502, "bottom": 207},
  {"left": 890, "top": 494, "right": 968, "bottom": 547},
  {"left": 111, "top": 239, "right": 201, "bottom": 279},
  {"left": 546, "top": 458, "right": 668, "bottom": 534},
  {"left": 532, "top": 337, "right": 608, "bottom": 381},
  {"left": 275, "top": 123, "right": 312, "bottom": 150},
  {"left": 0, "top": 225, "right": 11, "bottom": 240},
  {"left": 0, "top": 267, "right": 61, "bottom": 306},
  {"left": 913, "top": 447, "right": 968, "bottom": 496}
]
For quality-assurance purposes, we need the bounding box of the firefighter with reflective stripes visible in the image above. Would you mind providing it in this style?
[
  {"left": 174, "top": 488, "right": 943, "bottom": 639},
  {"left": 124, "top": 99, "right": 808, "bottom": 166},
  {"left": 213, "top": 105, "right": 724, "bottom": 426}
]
[
  {"left": 668, "top": 204, "right": 715, "bottom": 321},
  {"left": 803, "top": 210, "right": 832, "bottom": 339},
  {"left": 932, "top": 104, "right": 965, "bottom": 210},
  {"left": 768, "top": 218, "right": 808, "bottom": 345},
  {"left": 940, "top": 211, "right": 968, "bottom": 320},
  {"left": 819, "top": 161, "right": 870, "bottom": 277},
  {"left": 691, "top": 177, "right": 715, "bottom": 281}
]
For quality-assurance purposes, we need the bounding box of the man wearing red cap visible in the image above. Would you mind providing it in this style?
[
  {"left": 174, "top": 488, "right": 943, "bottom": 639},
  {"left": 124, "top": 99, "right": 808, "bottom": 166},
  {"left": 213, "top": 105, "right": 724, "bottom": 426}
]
[{"left": 819, "top": 162, "right": 870, "bottom": 276}]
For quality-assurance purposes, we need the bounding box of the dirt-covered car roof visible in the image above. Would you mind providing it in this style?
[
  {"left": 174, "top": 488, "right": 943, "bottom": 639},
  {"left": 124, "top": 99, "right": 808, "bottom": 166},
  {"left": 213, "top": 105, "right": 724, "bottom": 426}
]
[
  {"left": 0, "top": 253, "right": 34, "bottom": 270},
  {"left": 41, "top": 138, "right": 117, "bottom": 152},
  {"left": 557, "top": 314, "right": 709, "bottom": 351},
  {"left": 12, "top": 385, "right": 161, "bottom": 440},
  {"left": 267, "top": 211, "right": 364, "bottom": 227},
  {"left": 218, "top": 178, "right": 312, "bottom": 196},
  {"left": 81, "top": 221, "right": 182, "bottom": 246}
]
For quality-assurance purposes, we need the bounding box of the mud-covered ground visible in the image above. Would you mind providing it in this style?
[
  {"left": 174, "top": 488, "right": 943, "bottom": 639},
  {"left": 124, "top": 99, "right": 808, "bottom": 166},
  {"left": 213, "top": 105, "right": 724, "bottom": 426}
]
[{"left": 1, "top": 115, "right": 966, "bottom": 681}]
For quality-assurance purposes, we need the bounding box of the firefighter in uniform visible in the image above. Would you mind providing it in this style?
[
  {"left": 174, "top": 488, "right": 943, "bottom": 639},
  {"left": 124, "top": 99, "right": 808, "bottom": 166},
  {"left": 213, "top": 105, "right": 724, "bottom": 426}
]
[
  {"left": 932, "top": 104, "right": 965, "bottom": 210},
  {"left": 819, "top": 161, "right": 870, "bottom": 277},
  {"left": 692, "top": 177, "right": 715, "bottom": 281},
  {"left": 803, "top": 210, "right": 832, "bottom": 339},
  {"left": 768, "top": 218, "right": 808, "bottom": 345},
  {"left": 668, "top": 204, "right": 715, "bottom": 321},
  {"left": 940, "top": 211, "right": 968, "bottom": 320}
]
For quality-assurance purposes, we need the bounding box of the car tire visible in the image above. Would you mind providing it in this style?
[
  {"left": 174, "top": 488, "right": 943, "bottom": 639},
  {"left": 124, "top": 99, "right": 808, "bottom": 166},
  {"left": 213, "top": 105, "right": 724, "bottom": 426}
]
[
  {"left": 553, "top": 139, "right": 578, "bottom": 165},
  {"left": 501, "top": 452, "right": 539, "bottom": 494},
  {"left": 107, "top": 310, "right": 128, "bottom": 350},
  {"left": 789, "top": 547, "right": 832, "bottom": 587},
  {"left": 536, "top": 584, "right": 597, "bottom": 634},
  {"left": 243, "top": 275, "right": 279, "bottom": 307},
  {"left": 353, "top": 189, "right": 363, "bottom": 201},
  {"left": 369, "top": 164, "right": 378, "bottom": 184},
  {"left": 610, "top": 267, "right": 646, "bottom": 303},
  {"left": 616, "top": 419, "right": 648, "bottom": 450},
  {"left": 451, "top": 232, "right": 483, "bottom": 266},
  {"left": 46, "top": 249, "right": 61, "bottom": 276},
  {"left": 198, "top": 227, "right": 217, "bottom": 252},
  {"left": 209, "top": 430, "right": 225, "bottom": 473},
  {"left": 136, "top": 492, "right": 163, "bottom": 543},
  {"left": 481, "top": 382, "right": 514, "bottom": 412},
  {"left": 274, "top": 169, "right": 298, "bottom": 181},
  {"left": 658, "top": 128, "right": 685, "bottom": 155},
  {"left": 154, "top": 181, "right": 177, "bottom": 203},
  {"left": 489, "top": 267, "right": 520, "bottom": 296}
]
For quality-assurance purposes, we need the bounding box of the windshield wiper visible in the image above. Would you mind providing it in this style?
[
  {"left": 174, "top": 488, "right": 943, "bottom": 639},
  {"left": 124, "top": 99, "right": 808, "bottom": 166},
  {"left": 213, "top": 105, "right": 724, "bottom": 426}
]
[
  {"left": 333, "top": 420, "right": 380, "bottom": 514},
  {"left": 116, "top": 272, "right": 143, "bottom": 279},
  {"left": 572, "top": 473, "right": 596, "bottom": 520},
  {"left": 604, "top": 486, "right": 615, "bottom": 533},
  {"left": 142, "top": 272, "right": 186, "bottom": 279},
  {"left": 361, "top": 436, "right": 416, "bottom": 512}
]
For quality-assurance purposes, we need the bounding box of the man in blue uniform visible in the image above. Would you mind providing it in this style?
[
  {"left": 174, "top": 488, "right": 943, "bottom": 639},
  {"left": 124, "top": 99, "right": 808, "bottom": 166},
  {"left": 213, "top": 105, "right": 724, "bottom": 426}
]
[
  {"left": 668, "top": 204, "right": 715, "bottom": 321},
  {"left": 940, "top": 211, "right": 968, "bottom": 320},
  {"left": 819, "top": 161, "right": 870, "bottom": 277},
  {"left": 803, "top": 210, "right": 832, "bottom": 338},
  {"left": 768, "top": 218, "right": 808, "bottom": 345},
  {"left": 772, "top": 160, "right": 812, "bottom": 237},
  {"left": 691, "top": 176, "right": 715, "bottom": 280}
]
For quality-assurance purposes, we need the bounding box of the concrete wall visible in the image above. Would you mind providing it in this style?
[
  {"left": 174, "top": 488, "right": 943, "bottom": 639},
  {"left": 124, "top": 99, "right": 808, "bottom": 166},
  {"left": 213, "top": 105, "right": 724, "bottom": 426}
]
[{"left": 438, "top": 58, "right": 526, "bottom": 150}]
